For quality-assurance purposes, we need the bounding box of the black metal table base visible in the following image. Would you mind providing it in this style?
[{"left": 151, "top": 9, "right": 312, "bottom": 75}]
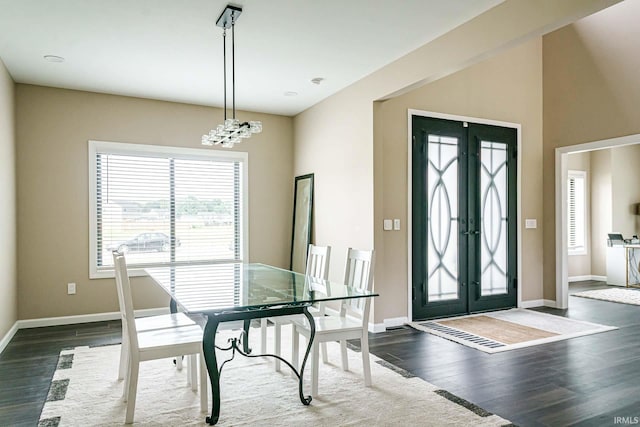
[{"left": 202, "top": 305, "right": 316, "bottom": 425}]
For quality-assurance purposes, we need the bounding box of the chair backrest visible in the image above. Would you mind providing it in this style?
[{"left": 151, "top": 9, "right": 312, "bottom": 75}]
[
  {"left": 305, "top": 244, "right": 331, "bottom": 280},
  {"left": 305, "top": 244, "right": 331, "bottom": 313},
  {"left": 113, "top": 251, "right": 139, "bottom": 352},
  {"left": 341, "top": 248, "right": 375, "bottom": 324}
]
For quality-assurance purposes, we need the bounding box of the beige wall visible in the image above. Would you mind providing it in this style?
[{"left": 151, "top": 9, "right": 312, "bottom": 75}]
[
  {"left": 567, "top": 151, "right": 591, "bottom": 277},
  {"left": 295, "top": 0, "right": 616, "bottom": 323},
  {"left": 590, "top": 149, "right": 611, "bottom": 277},
  {"left": 376, "top": 38, "right": 543, "bottom": 321},
  {"left": 543, "top": 0, "right": 640, "bottom": 299},
  {"left": 611, "top": 144, "right": 640, "bottom": 236},
  {"left": 293, "top": 90, "right": 374, "bottom": 283},
  {"left": 588, "top": 145, "right": 640, "bottom": 278},
  {"left": 0, "top": 59, "right": 16, "bottom": 338},
  {"left": 16, "top": 85, "right": 293, "bottom": 320}
]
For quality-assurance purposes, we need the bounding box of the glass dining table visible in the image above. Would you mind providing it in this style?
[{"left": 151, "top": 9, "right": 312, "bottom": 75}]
[{"left": 145, "top": 262, "right": 378, "bottom": 425}]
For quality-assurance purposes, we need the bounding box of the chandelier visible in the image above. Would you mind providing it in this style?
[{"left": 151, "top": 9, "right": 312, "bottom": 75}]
[{"left": 202, "top": 4, "right": 262, "bottom": 148}]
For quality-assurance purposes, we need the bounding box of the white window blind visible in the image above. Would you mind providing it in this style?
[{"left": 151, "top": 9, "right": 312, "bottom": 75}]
[
  {"left": 567, "top": 170, "right": 586, "bottom": 255},
  {"left": 89, "top": 141, "right": 247, "bottom": 278}
]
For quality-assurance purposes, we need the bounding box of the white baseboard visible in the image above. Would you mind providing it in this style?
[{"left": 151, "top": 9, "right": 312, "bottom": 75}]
[
  {"left": 384, "top": 316, "right": 408, "bottom": 329},
  {"left": 311, "top": 306, "right": 402, "bottom": 334},
  {"left": 520, "top": 299, "right": 544, "bottom": 308},
  {"left": 15, "top": 307, "right": 169, "bottom": 330},
  {"left": 0, "top": 322, "right": 19, "bottom": 354},
  {"left": 520, "top": 299, "right": 557, "bottom": 308},
  {"left": 370, "top": 316, "right": 408, "bottom": 333},
  {"left": 4, "top": 305, "right": 399, "bottom": 354},
  {"left": 370, "top": 322, "right": 385, "bottom": 333},
  {"left": 568, "top": 275, "right": 606, "bottom": 282}
]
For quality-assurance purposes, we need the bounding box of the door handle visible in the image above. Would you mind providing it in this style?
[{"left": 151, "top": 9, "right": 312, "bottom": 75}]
[
  {"left": 462, "top": 230, "right": 481, "bottom": 235},
  {"left": 472, "top": 281, "right": 481, "bottom": 298}
]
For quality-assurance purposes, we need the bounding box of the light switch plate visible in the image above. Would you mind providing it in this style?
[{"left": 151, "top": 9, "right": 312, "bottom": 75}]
[
  {"left": 383, "top": 219, "right": 392, "bottom": 231},
  {"left": 393, "top": 219, "right": 401, "bottom": 230},
  {"left": 525, "top": 219, "right": 537, "bottom": 229}
]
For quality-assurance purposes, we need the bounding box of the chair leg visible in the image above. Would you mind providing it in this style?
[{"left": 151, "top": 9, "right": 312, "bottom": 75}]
[
  {"left": 311, "top": 340, "right": 320, "bottom": 397},
  {"left": 340, "top": 340, "right": 349, "bottom": 371},
  {"left": 122, "top": 354, "right": 131, "bottom": 402},
  {"left": 118, "top": 329, "right": 129, "bottom": 381},
  {"left": 260, "top": 318, "right": 268, "bottom": 354},
  {"left": 186, "top": 356, "right": 192, "bottom": 387},
  {"left": 176, "top": 355, "right": 184, "bottom": 371},
  {"left": 189, "top": 354, "right": 198, "bottom": 391},
  {"left": 361, "top": 334, "right": 372, "bottom": 387},
  {"left": 125, "top": 359, "right": 139, "bottom": 424},
  {"left": 199, "top": 353, "right": 208, "bottom": 413},
  {"left": 321, "top": 342, "right": 328, "bottom": 364},
  {"left": 274, "top": 322, "right": 282, "bottom": 372}
]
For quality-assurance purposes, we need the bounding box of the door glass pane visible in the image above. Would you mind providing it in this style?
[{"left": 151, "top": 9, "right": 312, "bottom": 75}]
[
  {"left": 480, "top": 141, "right": 508, "bottom": 295},
  {"left": 426, "top": 135, "right": 459, "bottom": 301}
]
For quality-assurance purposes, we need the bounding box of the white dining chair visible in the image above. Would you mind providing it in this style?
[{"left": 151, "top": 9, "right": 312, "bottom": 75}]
[
  {"left": 112, "top": 251, "right": 197, "bottom": 381},
  {"left": 291, "top": 248, "right": 375, "bottom": 397},
  {"left": 260, "top": 244, "right": 331, "bottom": 371},
  {"left": 113, "top": 252, "right": 208, "bottom": 424}
]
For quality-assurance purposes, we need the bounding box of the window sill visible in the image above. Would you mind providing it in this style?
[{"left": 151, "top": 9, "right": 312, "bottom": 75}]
[
  {"left": 90, "top": 259, "right": 244, "bottom": 279},
  {"left": 568, "top": 249, "right": 588, "bottom": 256},
  {"left": 90, "top": 268, "right": 149, "bottom": 280}
]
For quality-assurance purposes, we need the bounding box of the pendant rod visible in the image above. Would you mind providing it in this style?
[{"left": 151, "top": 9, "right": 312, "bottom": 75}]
[
  {"left": 203, "top": 4, "right": 261, "bottom": 148},
  {"left": 222, "top": 28, "right": 227, "bottom": 121},
  {"left": 232, "top": 17, "right": 236, "bottom": 120}
]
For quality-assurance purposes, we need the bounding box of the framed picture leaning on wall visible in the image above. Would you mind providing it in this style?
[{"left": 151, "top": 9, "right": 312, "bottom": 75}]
[{"left": 290, "top": 174, "right": 314, "bottom": 273}]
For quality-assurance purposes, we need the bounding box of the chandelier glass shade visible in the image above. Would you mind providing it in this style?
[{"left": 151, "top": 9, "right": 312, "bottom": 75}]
[
  {"left": 202, "top": 119, "right": 262, "bottom": 148},
  {"left": 202, "top": 4, "right": 262, "bottom": 148}
]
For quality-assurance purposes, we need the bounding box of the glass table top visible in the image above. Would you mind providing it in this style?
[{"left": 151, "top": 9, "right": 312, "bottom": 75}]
[{"left": 145, "top": 263, "right": 377, "bottom": 314}]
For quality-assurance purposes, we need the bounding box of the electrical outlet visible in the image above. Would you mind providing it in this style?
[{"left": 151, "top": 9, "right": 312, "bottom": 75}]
[{"left": 67, "top": 282, "right": 76, "bottom": 295}]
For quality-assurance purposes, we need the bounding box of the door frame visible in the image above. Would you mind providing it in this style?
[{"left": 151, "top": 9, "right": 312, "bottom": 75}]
[
  {"left": 407, "top": 109, "right": 522, "bottom": 321},
  {"left": 554, "top": 133, "right": 640, "bottom": 309}
]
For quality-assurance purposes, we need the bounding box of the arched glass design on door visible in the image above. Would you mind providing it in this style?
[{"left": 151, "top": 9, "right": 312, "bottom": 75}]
[
  {"left": 426, "top": 135, "right": 459, "bottom": 302},
  {"left": 480, "top": 141, "right": 508, "bottom": 296}
]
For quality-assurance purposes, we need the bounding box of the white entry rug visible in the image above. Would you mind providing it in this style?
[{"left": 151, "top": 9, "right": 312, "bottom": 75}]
[
  {"left": 409, "top": 308, "right": 616, "bottom": 354},
  {"left": 38, "top": 326, "right": 512, "bottom": 426},
  {"left": 572, "top": 287, "right": 640, "bottom": 306}
]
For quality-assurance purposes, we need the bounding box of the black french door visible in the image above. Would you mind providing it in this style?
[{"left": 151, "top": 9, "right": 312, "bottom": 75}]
[{"left": 412, "top": 116, "right": 517, "bottom": 320}]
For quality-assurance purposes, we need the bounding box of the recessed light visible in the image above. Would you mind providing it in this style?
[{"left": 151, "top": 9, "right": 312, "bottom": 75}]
[
  {"left": 310, "top": 77, "right": 324, "bottom": 85},
  {"left": 284, "top": 91, "right": 298, "bottom": 97},
  {"left": 44, "top": 55, "right": 65, "bottom": 63}
]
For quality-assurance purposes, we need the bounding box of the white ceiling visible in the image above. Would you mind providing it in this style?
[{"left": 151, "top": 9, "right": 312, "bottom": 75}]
[{"left": 0, "top": 0, "right": 503, "bottom": 116}]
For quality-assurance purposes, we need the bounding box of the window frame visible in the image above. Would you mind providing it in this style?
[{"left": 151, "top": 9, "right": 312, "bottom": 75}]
[
  {"left": 88, "top": 140, "right": 249, "bottom": 279},
  {"left": 567, "top": 169, "right": 587, "bottom": 256}
]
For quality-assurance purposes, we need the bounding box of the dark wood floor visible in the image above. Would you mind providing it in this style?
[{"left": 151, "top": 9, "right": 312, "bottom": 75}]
[
  {"left": 369, "top": 281, "right": 640, "bottom": 427},
  {"left": 0, "top": 321, "right": 122, "bottom": 426},
  {"left": 1, "top": 281, "right": 639, "bottom": 426}
]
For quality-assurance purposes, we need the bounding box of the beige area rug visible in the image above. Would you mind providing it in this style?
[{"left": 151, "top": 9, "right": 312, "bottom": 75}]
[
  {"left": 38, "top": 326, "right": 512, "bottom": 426},
  {"left": 572, "top": 287, "right": 640, "bottom": 306},
  {"left": 409, "top": 308, "right": 616, "bottom": 353}
]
